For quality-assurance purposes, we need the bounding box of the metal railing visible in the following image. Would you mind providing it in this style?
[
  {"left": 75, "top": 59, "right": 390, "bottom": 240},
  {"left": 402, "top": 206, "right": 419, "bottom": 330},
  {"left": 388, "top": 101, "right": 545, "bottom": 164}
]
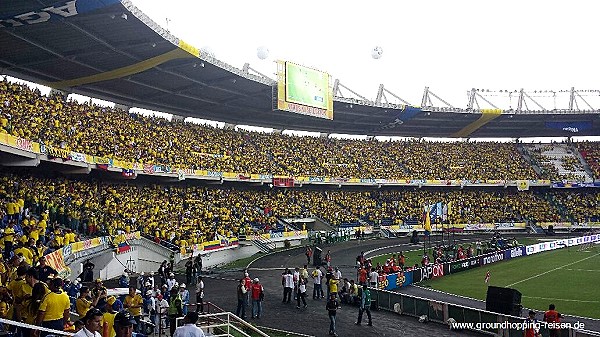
[{"left": 372, "top": 288, "right": 598, "bottom": 337}]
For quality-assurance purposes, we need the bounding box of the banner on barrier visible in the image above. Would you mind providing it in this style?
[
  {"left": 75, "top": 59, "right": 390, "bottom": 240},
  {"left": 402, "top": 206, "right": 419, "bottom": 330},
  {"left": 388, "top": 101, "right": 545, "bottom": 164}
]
[
  {"left": 449, "top": 256, "right": 480, "bottom": 273},
  {"left": 378, "top": 270, "right": 412, "bottom": 290},
  {"left": 44, "top": 248, "right": 70, "bottom": 278}
]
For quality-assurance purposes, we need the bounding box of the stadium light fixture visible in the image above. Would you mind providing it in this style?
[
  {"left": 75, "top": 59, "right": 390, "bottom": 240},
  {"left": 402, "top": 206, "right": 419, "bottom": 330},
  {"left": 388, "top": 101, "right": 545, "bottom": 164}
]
[{"left": 121, "top": 13, "right": 128, "bottom": 20}]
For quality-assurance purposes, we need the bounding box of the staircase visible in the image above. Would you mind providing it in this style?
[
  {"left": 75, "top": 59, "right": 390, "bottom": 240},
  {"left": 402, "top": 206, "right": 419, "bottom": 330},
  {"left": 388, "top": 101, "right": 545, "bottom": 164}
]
[
  {"left": 529, "top": 222, "right": 545, "bottom": 234},
  {"left": 312, "top": 216, "right": 337, "bottom": 231},
  {"left": 251, "top": 235, "right": 276, "bottom": 253},
  {"left": 380, "top": 227, "right": 392, "bottom": 238},
  {"left": 523, "top": 144, "right": 593, "bottom": 182},
  {"left": 517, "top": 144, "right": 543, "bottom": 176}
]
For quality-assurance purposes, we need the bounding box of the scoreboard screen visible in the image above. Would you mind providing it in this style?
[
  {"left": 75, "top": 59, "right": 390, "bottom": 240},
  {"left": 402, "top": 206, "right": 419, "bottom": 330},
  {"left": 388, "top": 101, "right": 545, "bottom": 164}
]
[{"left": 276, "top": 60, "right": 333, "bottom": 120}]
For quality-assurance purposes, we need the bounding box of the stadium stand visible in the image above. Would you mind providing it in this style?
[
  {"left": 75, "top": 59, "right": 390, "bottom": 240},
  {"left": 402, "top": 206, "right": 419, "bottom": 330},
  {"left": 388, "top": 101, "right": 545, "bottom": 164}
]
[
  {"left": 577, "top": 141, "right": 600, "bottom": 180},
  {"left": 1, "top": 79, "right": 543, "bottom": 181},
  {"left": 523, "top": 144, "right": 593, "bottom": 182}
]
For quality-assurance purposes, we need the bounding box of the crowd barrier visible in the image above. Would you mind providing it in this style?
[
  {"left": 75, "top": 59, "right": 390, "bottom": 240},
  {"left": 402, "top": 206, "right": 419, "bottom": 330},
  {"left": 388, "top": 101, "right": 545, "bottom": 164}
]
[
  {"left": 372, "top": 288, "right": 597, "bottom": 337},
  {"left": 381, "top": 222, "right": 527, "bottom": 234}
]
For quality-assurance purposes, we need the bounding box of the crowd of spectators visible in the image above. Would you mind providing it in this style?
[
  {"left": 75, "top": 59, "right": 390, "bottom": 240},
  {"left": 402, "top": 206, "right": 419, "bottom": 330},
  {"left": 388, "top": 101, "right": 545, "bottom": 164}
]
[
  {"left": 547, "top": 190, "right": 600, "bottom": 224},
  {"left": 0, "top": 173, "right": 283, "bottom": 257},
  {"left": 1, "top": 79, "right": 549, "bottom": 181},
  {"left": 1, "top": 171, "right": 596, "bottom": 258},
  {"left": 578, "top": 142, "right": 600, "bottom": 179}
]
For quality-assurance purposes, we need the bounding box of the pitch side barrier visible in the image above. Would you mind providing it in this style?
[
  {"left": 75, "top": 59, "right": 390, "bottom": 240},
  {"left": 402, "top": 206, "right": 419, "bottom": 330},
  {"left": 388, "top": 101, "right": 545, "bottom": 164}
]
[
  {"left": 377, "top": 234, "right": 600, "bottom": 291},
  {"left": 372, "top": 288, "right": 598, "bottom": 337}
]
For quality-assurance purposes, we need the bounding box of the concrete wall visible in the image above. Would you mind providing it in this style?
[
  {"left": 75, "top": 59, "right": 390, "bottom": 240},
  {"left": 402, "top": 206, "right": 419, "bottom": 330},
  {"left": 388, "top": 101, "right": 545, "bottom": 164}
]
[
  {"left": 200, "top": 243, "right": 259, "bottom": 269},
  {"left": 69, "top": 238, "right": 302, "bottom": 282}
]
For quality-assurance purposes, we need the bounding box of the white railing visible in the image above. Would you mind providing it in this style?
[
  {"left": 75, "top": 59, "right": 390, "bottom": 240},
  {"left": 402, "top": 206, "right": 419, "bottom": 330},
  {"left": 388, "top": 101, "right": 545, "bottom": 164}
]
[{"left": 197, "top": 312, "right": 269, "bottom": 337}]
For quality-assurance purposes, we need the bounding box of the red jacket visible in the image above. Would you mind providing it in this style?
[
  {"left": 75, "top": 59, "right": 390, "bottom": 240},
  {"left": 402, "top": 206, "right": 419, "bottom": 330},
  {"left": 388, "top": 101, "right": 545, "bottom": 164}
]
[
  {"left": 244, "top": 277, "right": 252, "bottom": 292},
  {"left": 251, "top": 283, "right": 263, "bottom": 300}
]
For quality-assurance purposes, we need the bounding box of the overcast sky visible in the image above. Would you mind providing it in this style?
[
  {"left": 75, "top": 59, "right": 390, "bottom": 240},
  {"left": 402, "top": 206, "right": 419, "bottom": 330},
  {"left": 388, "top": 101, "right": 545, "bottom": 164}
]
[{"left": 133, "top": 0, "right": 600, "bottom": 109}]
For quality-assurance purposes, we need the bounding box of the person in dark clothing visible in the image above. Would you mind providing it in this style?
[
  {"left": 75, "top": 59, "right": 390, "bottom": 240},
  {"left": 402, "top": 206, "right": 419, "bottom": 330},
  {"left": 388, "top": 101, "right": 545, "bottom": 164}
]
[
  {"left": 355, "top": 285, "right": 372, "bottom": 326},
  {"left": 235, "top": 279, "right": 247, "bottom": 319},
  {"left": 326, "top": 293, "right": 340, "bottom": 336},
  {"left": 35, "top": 256, "right": 57, "bottom": 283}
]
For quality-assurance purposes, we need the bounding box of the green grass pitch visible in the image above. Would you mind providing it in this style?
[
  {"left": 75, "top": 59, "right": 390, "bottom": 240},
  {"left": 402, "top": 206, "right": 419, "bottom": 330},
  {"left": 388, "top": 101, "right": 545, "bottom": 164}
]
[{"left": 418, "top": 245, "right": 600, "bottom": 318}]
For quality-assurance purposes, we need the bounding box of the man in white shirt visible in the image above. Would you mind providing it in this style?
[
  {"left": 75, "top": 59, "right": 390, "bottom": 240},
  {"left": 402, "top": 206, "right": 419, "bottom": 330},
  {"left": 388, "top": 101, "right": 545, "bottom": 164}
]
[
  {"left": 369, "top": 268, "right": 379, "bottom": 288},
  {"left": 292, "top": 267, "right": 300, "bottom": 300},
  {"left": 312, "top": 267, "right": 324, "bottom": 299},
  {"left": 174, "top": 312, "right": 205, "bottom": 337},
  {"left": 156, "top": 294, "right": 169, "bottom": 332},
  {"left": 167, "top": 273, "right": 177, "bottom": 291},
  {"left": 282, "top": 269, "right": 294, "bottom": 303},
  {"left": 196, "top": 276, "right": 205, "bottom": 313},
  {"left": 333, "top": 267, "right": 342, "bottom": 280},
  {"left": 73, "top": 308, "right": 103, "bottom": 337}
]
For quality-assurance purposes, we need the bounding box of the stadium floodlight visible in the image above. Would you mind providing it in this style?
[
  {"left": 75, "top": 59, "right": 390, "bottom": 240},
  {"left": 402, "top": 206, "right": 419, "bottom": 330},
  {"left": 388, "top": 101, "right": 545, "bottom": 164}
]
[{"left": 121, "top": 13, "right": 128, "bottom": 20}]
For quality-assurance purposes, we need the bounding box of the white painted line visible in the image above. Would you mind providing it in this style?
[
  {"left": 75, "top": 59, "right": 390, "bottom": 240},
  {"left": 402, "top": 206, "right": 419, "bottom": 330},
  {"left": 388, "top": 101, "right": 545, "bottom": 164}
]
[
  {"left": 506, "top": 252, "right": 600, "bottom": 287},
  {"left": 522, "top": 296, "right": 600, "bottom": 304}
]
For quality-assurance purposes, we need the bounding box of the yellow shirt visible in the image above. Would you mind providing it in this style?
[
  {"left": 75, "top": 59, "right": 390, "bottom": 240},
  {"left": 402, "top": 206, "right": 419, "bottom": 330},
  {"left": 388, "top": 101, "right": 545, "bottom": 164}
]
[
  {"left": 124, "top": 294, "right": 142, "bottom": 316},
  {"left": 75, "top": 297, "right": 91, "bottom": 317},
  {"left": 328, "top": 279, "right": 339, "bottom": 293},
  {"left": 39, "top": 290, "right": 70, "bottom": 321},
  {"left": 7, "top": 279, "right": 26, "bottom": 302},
  {"left": 4, "top": 227, "right": 14, "bottom": 242},
  {"left": 22, "top": 286, "right": 49, "bottom": 324},
  {"left": 102, "top": 312, "right": 116, "bottom": 337},
  {"left": 13, "top": 247, "right": 34, "bottom": 265},
  {"left": 6, "top": 203, "right": 16, "bottom": 215},
  {"left": 29, "top": 230, "right": 39, "bottom": 241}
]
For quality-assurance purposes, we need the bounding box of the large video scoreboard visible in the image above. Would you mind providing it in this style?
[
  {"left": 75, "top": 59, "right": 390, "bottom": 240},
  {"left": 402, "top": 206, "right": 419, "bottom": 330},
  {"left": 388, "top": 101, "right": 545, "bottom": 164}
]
[{"left": 276, "top": 60, "right": 333, "bottom": 120}]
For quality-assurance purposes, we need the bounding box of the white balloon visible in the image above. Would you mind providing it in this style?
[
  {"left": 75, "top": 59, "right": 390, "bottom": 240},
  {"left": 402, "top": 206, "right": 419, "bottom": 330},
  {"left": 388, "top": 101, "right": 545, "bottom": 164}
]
[
  {"left": 372, "top": 46, "right": 383, "bottom": 59},
  {"left": 257, "top": 46, "right": 269, "bottom": 60}
]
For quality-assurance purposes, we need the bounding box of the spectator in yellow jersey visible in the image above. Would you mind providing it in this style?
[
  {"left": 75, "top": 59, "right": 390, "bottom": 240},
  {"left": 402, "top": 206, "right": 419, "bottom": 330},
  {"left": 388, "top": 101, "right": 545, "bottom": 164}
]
[
  {"left": 102, "top": 296, "right": 118, "bottom": 337},
  {"left": 76, "top": 286, "right": 99, "bottom": 317},
  {"left": 35, "top": 278, "right": 71, "bottom": 337},
  {"left": 123, "top": 287, "right": 142, "bottom": 332},
  {"left": 3, "top": 223, "right": 15, "bottom": 258},
  {"left": 13, "top": 242, "right": 34, "bottom": 266},
  {"left": 21, "top": 283, "right": 47, "bottom": 337},
  {"left": 7, "top": 265, "right": 29, "bottom": 321}
]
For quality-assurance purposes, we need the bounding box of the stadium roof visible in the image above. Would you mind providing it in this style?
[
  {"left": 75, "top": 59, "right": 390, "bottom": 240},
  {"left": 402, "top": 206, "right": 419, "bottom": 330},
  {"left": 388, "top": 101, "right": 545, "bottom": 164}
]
[{"left": 1, "top": 0, "right": 600, "bottom": 138}]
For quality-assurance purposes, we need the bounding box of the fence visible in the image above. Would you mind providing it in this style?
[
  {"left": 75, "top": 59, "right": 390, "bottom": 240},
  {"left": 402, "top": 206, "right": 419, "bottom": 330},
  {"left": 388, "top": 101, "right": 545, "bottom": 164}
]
[{"left": 372, "top": 288, "right": 600, "bottom": 337}]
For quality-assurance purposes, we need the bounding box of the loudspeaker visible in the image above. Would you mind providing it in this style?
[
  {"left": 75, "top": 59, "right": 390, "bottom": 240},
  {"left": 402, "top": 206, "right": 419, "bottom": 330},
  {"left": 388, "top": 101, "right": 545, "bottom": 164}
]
[
  {"left": 313, "top": 247, "right": 322, "bottom": 266},
  {"left": 486, "top": 286, "right": 522, "bottom": 315}
]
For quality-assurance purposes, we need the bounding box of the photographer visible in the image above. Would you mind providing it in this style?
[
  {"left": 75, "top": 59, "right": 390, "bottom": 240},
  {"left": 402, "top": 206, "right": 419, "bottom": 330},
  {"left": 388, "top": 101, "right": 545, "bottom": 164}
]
[
  {"left": 76, "top": 286, "right": 102, "bottom": 317},
  {"left": 92, "top": 279, "right": 108, "bottom": 309}
]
